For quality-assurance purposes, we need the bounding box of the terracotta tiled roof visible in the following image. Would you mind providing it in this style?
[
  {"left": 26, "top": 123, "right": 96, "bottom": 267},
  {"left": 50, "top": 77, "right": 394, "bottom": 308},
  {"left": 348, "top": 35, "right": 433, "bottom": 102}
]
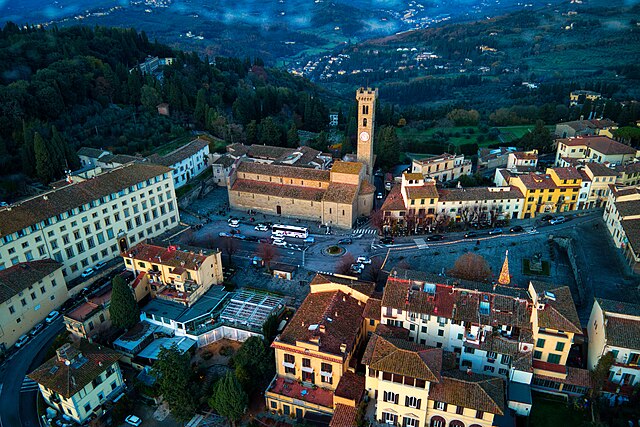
[
  {"left": 381, "top": 184, "right": 406, "bottom": 212},
  {"left": 322, "top": 183, "right": 358, "bottom": 204},
  {"left": 211, "top": 155, "right": 235, "bottom": 168},
  {"left": 615, "top": 162, "right": 640, "bottom": 175},
  {"left": 611, "top": 185, "right": 640, "bottom": 197},
  {"left": 374, "top": 323, "right": 411, "bottom": 339},
  {"left": 516, "top": 173, "right": 567, "bottom": 190},
  {"left": 615, "top": 200, "right": 640, "bottom": 217},
  {"left": 248, "top": 145, "right": 291, "bottom": 160},
  {"left": 578, "top": 169, "right": 591, "bottom": 182},
  {"left": 277, "top": 290, "right": 365, "bottom": 357},
  {"left": 530, "top": 282, "right": 582, "bottom": 334},
  {"left": 363, "top": 298, "right": 382, "bottom": 321},
  {"left": 512, "top": 151, "right": 538, "bottom": 160},
  {"left": 359, "top": 181, "right": 376, "bottom": 195},
  {"left": 66, "top": 288, "right": 112, "bottom": 322},
  {"left": 403, "top": 172, "right": 424, "bottom": 180},
  {"left": 236, "top": 161, "right": 330, "bottom": 181},
  {"left": 558, "top": 136, "right": 637, "bottom": 155},
  {"left": 28, "top": 340, "right": 121, "bottom": 399},
  {"left": 429, "top": 369, "right": 505, "bottom": 415},
  {"left": 125, "top": 242, "right": 216, "bottom": 270},
  {"left": 334, "top": 371, "right": 365, "bottom": 403},
  {"left": 0, "top": 163, "right": 172, "bottom": 238},
  {"left": 622, "top": 220, "right": 640, "bottom": 255},
  {"left": 147, "top": 138, "right": 210, "bottom": 167},
  {"left": 438, "top": 187, "right": 524, "bottom": 202},
  {"left": 414, "top": 153, "right": 458, "bottom": 164},
  {"left": 331, "top": 161, "right": 362, "bottom": 175},
  {"left": 534, "top": 366, "right": 592, "bottom": 389},
  {"left": 226, "top": 143, "right": 250, "bottom": 157},
  {"left": 585, "top": 162, "right": 619, "bottom": 177},
  {"left": 0, "top": 260, "right": 62, "bottom": 305},
  {"left": 598, "top": 298, "right": 640, "bottom": 317},
  {"left": 362, "top": 334, "right": 442, "bottom": 382},
  {"left": 405, "top": 184, "right": 438, "bottom": 200},
  {"left": 231, "top": 179, "right": 325, "bottom": 202},
  {"left": 604, "top": 316, "right": 640, "bottom": 351},
  {"left": 330, "top": 404, "right": 358, "bottom": 427},
  {"left": 99, "top": 154, "right": 143, "bottom": 164},
  {"left": 551, "top": 167, "right": 582, "bottom": 181}
]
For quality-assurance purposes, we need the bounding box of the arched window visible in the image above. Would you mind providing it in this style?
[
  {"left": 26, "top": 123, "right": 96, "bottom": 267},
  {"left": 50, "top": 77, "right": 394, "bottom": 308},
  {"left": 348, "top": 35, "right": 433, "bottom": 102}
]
[
  {"left": 450, "top": 421, "right": 465, "bottom": 427},
  {"left": 430, "top": 416, "right": 446, "bottom": 427},
  {"left": 363, "top": 118, "right": 368, "bottom": 127}
]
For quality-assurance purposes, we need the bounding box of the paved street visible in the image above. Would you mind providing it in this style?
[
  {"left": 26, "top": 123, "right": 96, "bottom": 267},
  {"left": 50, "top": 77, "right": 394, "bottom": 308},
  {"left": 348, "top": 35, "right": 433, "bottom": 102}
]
[{"left": 0, "top": 318, "right": 64, "bottom": 427}]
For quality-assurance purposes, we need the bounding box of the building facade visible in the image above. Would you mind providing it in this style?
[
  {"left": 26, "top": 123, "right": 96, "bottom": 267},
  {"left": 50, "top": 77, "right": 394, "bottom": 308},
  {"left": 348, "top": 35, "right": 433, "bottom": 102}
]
[
  {"left": 587, "top": 299, "right": 640, "bottom": 401},
  {"left": 603, "top": 185, "right": 640, "bottom": 273},
  {"left": 147, "top": 138, "right": 211, "bottom": 189},
  {"left": 508, "top": 168, "right": 582, "bottom": 218},
  {"left": 64, "top": 287, "right": 112, "bottom": 342},
  {"left": 77, "top": 147, "right": 111, "bottom": 169},
  {"left": 437, "top": 186, "right": 524, "bottom": 223},
  {"left": 356, "top": 87, "right": 377, "bottom": 182},
  {"left": 555, "top": 136, "right": 638, "bottom": 166},
  {"left": 28, "top": 341, "right": 124, "bottom": 424},
  {"left": 0, "top": 260, "right": 66, "bottom": 351},
  {"left": 0, "top": 163, "right": 179, "bottom": 281},
  {"left": 411, "top": 153, "right": 472, "bottom": 183},
  {"left": 122, "top": 242, "right": 224, "bottom": 306}
]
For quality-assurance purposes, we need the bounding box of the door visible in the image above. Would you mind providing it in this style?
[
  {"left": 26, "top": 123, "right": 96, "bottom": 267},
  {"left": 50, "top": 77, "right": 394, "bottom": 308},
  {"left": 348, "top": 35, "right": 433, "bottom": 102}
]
[{"left": 276, "top": 205, "right": 282, "bottom": 215}]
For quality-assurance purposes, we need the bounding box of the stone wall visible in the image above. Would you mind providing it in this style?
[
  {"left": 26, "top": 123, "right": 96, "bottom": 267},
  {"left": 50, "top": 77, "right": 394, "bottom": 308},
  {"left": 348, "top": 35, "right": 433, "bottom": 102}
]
[
  {"left": 229, "top": 190, "right": 323, "bottom": 222},
  {"left": 177, "top": 176, "right": 218, "bottom": 209},
  {"left": 551, "top": 236, "right": 585, "bottom": 306}
]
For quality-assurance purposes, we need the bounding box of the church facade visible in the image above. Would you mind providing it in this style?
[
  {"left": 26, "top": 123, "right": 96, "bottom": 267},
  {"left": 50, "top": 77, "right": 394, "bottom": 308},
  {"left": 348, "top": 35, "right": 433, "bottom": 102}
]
[{"left": 226, "top": 88, "right": 377, "bottom": 228}]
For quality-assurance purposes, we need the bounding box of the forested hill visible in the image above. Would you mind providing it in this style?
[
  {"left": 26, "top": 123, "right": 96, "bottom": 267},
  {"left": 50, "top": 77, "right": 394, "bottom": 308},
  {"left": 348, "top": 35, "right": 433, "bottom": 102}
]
[{"left": 0, "top": 23, "right": 332, "bottom": 200}]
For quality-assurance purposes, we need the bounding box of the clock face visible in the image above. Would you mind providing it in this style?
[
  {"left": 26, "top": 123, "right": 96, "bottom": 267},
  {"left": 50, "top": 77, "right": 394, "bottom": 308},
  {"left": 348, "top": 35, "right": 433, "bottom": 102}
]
[{"left": 359, "top": 131, "right": 370, "bottom": 142}]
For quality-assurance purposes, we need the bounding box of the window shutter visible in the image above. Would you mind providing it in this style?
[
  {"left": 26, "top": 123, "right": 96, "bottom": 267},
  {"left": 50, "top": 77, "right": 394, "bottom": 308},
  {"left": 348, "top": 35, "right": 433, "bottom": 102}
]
[
  {"left": 395, "top": 394, "right": 399, "bottom": 404},
  {"left": 417, "top": 399, "right": 421, "bottom": 410},
  {"left": 405, "top": 396, "right": 409, "bottom": 407}
]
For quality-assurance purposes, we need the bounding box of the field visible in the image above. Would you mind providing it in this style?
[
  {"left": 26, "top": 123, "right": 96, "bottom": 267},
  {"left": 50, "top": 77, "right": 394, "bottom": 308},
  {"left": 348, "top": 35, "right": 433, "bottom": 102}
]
[
  {"left": 529, "top": 392, "right": 590, "bottom": 427},
  {"left": 397, "top": 126, "right": 499, "bottom": 150}
]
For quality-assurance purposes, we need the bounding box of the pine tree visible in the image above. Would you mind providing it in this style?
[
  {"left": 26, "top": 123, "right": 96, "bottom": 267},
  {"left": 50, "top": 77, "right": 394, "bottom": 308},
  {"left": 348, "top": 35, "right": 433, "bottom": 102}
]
[
  {"left": 286, "top": 123, "right": 299, "bottom": 147},
  {"left": 245, "top": 120, "right": 258, "bottom": 145},
  {"left": 208, "top": 372, "right": 247, "bottom": 427},
  {"left": 194, "top": 88, "right": 208, "bottom": 123},
  {"left": 109, "top": 275, "right": 139, "bottom": 330},
  {"left": 34, "top": 132, "right": 55, "bottom": 183},
  {"left": 154, "top": 344, "right": 197, "bottom": 422},
  {"left": 259, "top": 117, "right": 281, "bottom": 146}
]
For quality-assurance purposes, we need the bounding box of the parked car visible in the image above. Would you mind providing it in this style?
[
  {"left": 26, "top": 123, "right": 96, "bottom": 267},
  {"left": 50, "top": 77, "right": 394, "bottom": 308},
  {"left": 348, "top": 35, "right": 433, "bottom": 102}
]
[
  {"left": 540, "top": 214, "right": 554, "bottom": 222},
  {"left": 509, "top": 226, "right": 524, "bottom": 233},
  {"left": 550, "top": 216, "right": 566, "bottom": 225},
  {"left": 229, "top": 228, "right": 241, "bottom": 235},
  {"left": 94, "top": 261, "right": 107, "bottom": 270},
  {"left": 125, "top": 415, "right": 143, "bottom": 427},
  {"left": 252, "top": 256, "right": 264, "bottom": 267},
  {"left": 427, "top": 234, "right": 445, "bottom": 241},
  {"left": 81, "top": 267, "right": 95, "bottom": 278},
  {"left": 488, "top": 228, "right": 503, "bottom": 235},
  {"left": 380, "top": 236, "right": 394, "bottom": 245},
  {"left": 257, "top": 238, "right": 270, "bottom": 244},
  {"left": 15, "top": 335, "right": 30, "bottom": 349},
  {"left": 272, "top": 239, "right": 287, "bottom": 247},
  {"left": 376, "top": 193, "right": 383, "bottom": 199},
  {"left": 218, "top": 232, "right": 232, "bottom": 238},
  {"left": 357, "top": 256, "right": 372, "bottom": 265},
  {"left": 464, "top": 231, "right": 478, "bottom": 238},
  {"left": 30, "top": 322, "right": 44, "bottom": 337},
  {"left": 233, "top": 234, "right": 247, "bottom": 240},
  {"left": 254, "top": 224, "right": 269, "bottom": 232},
  {"left": 303, "top": 236, "right": 315, "bottom": 244},
  {"left": 44, "top": 310, "right": 60, "bottom": 323},
  {"left": 228, "top": 218, "right": 240, "bottom": 228},
  {"left": 338, "top": 238, "right": 353, "bottom": 245},
  {"left": 350, "top": 264, "right": 364, "bottom": 274}
]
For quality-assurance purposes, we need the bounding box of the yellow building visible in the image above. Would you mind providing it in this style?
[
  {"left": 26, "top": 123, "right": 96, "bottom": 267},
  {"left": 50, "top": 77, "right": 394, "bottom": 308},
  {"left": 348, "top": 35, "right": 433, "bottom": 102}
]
[
  {"left": 28, "top": 341, "right": 124, "bottom": 424},
  {"left": 603, "top": 185, "right": 640, "bottom": 273},
  {"left": 363, "top": 333, "right": 506, "bottom": 427},
  {"left": 381, "top": 173, "right": 439, "bottom": 232},
  {"left": 555, "top": 135, "right": 638, "bottom": 166},
  {"left": 64, "top": 287, "right": 112, "bottom": 342},
  {"left": 580, "top": 163, "right": 619, "bottom": 208},
  {"left": 265, "top": 273, "right": 373, "bottom": 420},
  {"left": 121, "top": 242, "right": 223, "bottom": 306},
  {"left": 528, "top": 281, "right": 590, "bottom": 395},
  {"left": 509, "top": 167, "right": 582, "bottom": 218},
  {"left": 0, "top": 259, "right": 67, "bottom": 351},
  {"left": 569, "top": 90, "right": 601, "bottom": 107}
]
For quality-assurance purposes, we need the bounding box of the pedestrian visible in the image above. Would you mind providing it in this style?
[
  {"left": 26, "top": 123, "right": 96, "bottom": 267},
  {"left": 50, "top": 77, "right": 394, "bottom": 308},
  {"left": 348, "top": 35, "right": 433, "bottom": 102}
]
[{"left": 476, "top": 240, "right": 480, "bottom": 246}]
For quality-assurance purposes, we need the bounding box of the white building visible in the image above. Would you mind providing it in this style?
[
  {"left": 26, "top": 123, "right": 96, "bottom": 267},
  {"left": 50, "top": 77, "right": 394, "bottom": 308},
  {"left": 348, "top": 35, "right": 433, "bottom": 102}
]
[
  {"left": 603, "top": 185, "right": 640, "bottom": 274},
  {"left": 76, "top": 147, "right": 111, "bottom": 169},
  {"left": 506, "top": 150, "right": 538, "bottom": 171},
  {"left": 411, "top": 153, "right": 472, "bottom": 182},
  {"left": 587, "top": 299, "right": 640, "bottom": 400},
  {"left": 555, "top": 136, "right": 638, "bottom": 167},
  {"left": 436, "top": 186, "right": 525, "bottom": 222},
  {"left": 0, "top": 163, "right": 179, "bottom": 281},
  {"left": 28, "top": 341, "right": 124, "bottom": 424},
  {"left": 147, "top": 138, "right": 210, "bottom": 189}
]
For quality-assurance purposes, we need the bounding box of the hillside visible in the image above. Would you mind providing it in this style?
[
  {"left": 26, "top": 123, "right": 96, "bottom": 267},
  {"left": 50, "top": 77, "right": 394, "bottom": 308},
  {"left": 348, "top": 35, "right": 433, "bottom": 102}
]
[{"left": 303, "top": 0, "right": 640, "bottom": 108}]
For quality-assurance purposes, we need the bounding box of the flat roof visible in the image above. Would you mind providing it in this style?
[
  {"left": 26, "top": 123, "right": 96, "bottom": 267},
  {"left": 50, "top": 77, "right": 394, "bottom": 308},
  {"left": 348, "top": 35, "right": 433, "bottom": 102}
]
[
  {"left": 508, "top": 381, "right": 532, "bottom": 404},
  {"left": 219, "top": 289, "right": 286, "bottom": 330},
  {"left": 141, "top": 286, "right": 229, "bottom": 324},
  {"left": 137, "top": 337, "right": 196, "bottom": 360}
]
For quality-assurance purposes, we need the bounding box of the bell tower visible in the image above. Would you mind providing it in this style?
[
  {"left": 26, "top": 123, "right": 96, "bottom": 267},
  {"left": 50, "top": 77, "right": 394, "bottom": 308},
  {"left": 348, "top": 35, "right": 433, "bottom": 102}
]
[{"left": 356, "top": 87, "right": 377, "bottom": 182}]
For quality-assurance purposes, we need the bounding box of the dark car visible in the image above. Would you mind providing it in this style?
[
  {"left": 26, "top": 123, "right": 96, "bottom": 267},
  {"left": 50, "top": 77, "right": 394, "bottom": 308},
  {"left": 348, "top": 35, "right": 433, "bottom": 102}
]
[
  {"left": 540, "top": 214, "right": 554, "bottom": 222},
  {"left": 380, "top": 236, "right": 394, "bottom": 245},
  {"left": 229, "top": 229, "right": 241, "bottom": 235},
  {"left": 338, "top": 238, "right": 353, "bottom": 245},
  {"left": 509, "top": 225, "right": 524, "bottom": 233},
  {"left": 427, "top": 234, "right": 445, "bottom": 241},
  {"left": 464, "top": 231, "right": 478, "bottom": 238},
  {"left": 245, "top": 236, "right": 258, "bottom": 242}
]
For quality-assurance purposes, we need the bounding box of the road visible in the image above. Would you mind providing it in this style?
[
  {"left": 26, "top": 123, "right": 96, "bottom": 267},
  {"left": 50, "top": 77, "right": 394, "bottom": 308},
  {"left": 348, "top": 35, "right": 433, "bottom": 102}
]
[{"left": 0, "top": 318, "right": 64, "bottom": 427}]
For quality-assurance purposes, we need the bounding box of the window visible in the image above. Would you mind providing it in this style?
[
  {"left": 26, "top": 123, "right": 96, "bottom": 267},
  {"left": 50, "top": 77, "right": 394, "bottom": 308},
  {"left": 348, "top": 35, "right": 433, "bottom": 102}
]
[
  {"left": 84, "top": 403, "right": 91, "bottom": 413},
  {"left": 405, "top": 396, "right": 421, "bottom": 409},
  {"left": 534, "top": 350, "right": 542, "bottom": 359},
  {"left": 500, "top": 354, "right": 511, "bottom": 365},
  {"left": 484, "top": 365, "right": 495, "bottom": 373},
  {"left": 487, "top": 351, "right": 497, "bottom": 360},
  {"left": 536, "top": 338, "right": 545, "bottom": 348},
  {"left": 456, "top": 406, "right": 464, "bottom": 415},
  {"left": 284, "top": 354, "right": 295, "bottom": 375},
  {"left": 403, "top": 417, "right": 419, "bottom": 427},
  {"left": 382, "top": 412, "right": 397, "bottom": 425},
  {"left": 555, "top": 342, "right": 565, "bottom": 352},
  {"left": 547, "top": 353, "right": 561, "bottom": 364},
  {"left": 302, "top": 358, "right": 311, "bottom": 368},
  {"left": 9, "top": 306, "right": 15, "bottom": 314},
  {"left": 498, "top": 368, "right": 509, "bottom": 376},
  {"left": 464, "top": 347, "right": 475, "bottom": 354},
  {"left": 476, "top": 410, "right": 484, "bottom": 419},
  {"left": 437, "top": 329, "right": 444, "bottom": 336},
  {"left": 383, "top": 391, "right": 399, "bottom": 404},
  {"left": 434, "top": 401, "right": 447, "bottom": 411}
]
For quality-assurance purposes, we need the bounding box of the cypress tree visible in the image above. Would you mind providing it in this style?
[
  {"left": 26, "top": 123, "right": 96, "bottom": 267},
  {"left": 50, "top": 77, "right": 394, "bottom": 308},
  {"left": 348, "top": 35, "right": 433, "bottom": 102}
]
[
  {"left": 34, "top": 132, "right": 55, "bottom": 183},
  {"left": 209, "top": 372, "right": 247, "bottom": 427},
  {"left": 109, "top": 275, "right": 139, "bottom": 330}
]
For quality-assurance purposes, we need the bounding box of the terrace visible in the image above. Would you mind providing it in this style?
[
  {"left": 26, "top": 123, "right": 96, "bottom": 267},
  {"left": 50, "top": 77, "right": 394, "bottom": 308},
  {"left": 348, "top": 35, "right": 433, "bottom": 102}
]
[{"left": 266, "top": 375, "right": 333, "bottom": 412}]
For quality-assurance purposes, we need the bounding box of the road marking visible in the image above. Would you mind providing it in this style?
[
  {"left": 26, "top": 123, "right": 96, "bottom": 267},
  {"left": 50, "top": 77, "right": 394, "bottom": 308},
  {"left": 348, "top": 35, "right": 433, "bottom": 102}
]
[
  {"left": 414, "top": 238, "right": 428, "bottom": 249},
  {"left": 21, "top": 377, "right": 39, "bottom": 393}
]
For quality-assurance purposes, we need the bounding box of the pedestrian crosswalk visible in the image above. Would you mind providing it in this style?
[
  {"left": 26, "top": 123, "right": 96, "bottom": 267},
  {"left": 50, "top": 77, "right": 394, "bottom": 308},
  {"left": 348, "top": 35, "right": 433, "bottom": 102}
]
[
  {"left": 414, "top": 238, "right": 428, "bottom": 249},
  {"left": 21, "top": 376, "right": 39, "bottom": 393},
  {"left": 352, "top": 227, "right": 378, "bottom": 237}
]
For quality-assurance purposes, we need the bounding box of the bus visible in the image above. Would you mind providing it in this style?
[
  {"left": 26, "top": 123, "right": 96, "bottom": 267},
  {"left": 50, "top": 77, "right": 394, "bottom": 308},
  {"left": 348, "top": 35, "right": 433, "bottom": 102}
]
[{"left": 271, "top": 224, "right": 309, "bottom": 239}]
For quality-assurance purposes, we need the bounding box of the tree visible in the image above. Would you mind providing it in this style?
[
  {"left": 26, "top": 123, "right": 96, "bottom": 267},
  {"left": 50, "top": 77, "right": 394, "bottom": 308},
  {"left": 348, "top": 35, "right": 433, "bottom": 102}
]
[
  {"left": 309, "top": 131, "right": 328, "bottom": 152},
  {"left": 370, "top": 209, "right": 385, "bottom": 234},
  {"left": 259, "top": 117, "right": 281, "bottom": 146},
  {"left": 365, "top": 257, "right": 385, "bottom": 283},
  {"left": 286, "top": 123, "right": 300, "bottom": 147},
  {"left": 218, "top": 237, "right": 239, "bottom": 265},
  {"left": 257, "top": 242, "right": 277, "bottom": 271},
  {"left": 262, "top": 314, "right": 279, "bottom": 343},
  {"left": 446, "top": 109, "right": 480, "bottom": 126},
  {"left": 140, "top": 84, "right": 162, "bottom": 112},
  {"left": 448, "top": 253, "right": 492, "bottom": 282},
  {"left": 245, "top": 120, "right": 258, "bottom": 144},
  {"left": 336, "top": 253, "right": 356, "bottom": 275},
  {"left": 194, "top": 88, "right": 208, "bottom": 124},
  {"left": 208, "top": 372, "right": 247, "bottom": 427},
  {"left": 376, "top": 126, "right": 400, "bottom": 168},
  {"left": 109, "top": 275, "right": 140, "bottom": 330},
  {"left": 154, "top": 344, "right": 197, "bottom": 422},
  {"left": 232, "top": 336, "right": 273, "bottom": 393},
  {"left": 517, "top": 120, "right": 553, "bottom": 153},
  {"left": 34, "top": 132, "right": 55, "bottom": 183},
  {"left": 590, "top": 351, "right": 616, "bottom": 398}
]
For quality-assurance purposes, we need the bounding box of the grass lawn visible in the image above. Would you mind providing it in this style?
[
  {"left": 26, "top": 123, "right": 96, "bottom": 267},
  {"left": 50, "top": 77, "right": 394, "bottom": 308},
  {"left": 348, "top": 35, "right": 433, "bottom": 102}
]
[
  {"left": 397, "top": 126, "right": 498, "bottom": 149},
  {"left": 522, "top": 259, "right": 551, "bottom": 276},
  {"left": 154, "top": 133, "right": 226, "bottom": 156},
  {"left": 530, "top": 392, "right": 590, "bottom": 427}
]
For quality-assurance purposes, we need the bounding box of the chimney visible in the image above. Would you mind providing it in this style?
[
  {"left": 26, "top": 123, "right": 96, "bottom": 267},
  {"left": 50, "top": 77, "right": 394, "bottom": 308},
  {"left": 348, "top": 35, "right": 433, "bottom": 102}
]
[
  {"left": 319, "top": 325, "right": 326, "bottom": 333},
  {"left": 340, "top": 343, "right": 347, "bottom": 354}
]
